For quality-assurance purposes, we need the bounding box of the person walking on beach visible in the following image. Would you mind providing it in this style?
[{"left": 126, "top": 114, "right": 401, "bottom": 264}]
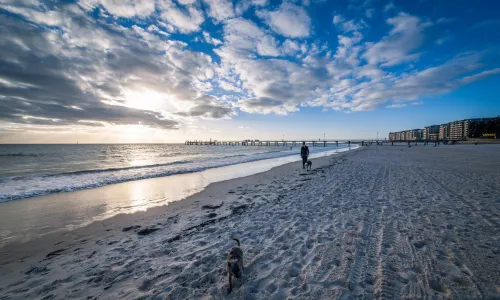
[{"left": 301, "top": 142, "right": 309, "bottom": 169}]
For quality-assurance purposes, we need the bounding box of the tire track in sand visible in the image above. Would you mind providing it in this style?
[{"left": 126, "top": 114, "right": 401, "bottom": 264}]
[{"left": 345, "top": 164, "right": 388, "bottom": 298}]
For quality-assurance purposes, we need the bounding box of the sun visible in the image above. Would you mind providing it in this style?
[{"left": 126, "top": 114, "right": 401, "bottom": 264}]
[
  {"left": 123, "top": 89, "right": 165, "bottom": 112},
  {"left": 122, "top": 89, "right": 188, "bottom": 114}
]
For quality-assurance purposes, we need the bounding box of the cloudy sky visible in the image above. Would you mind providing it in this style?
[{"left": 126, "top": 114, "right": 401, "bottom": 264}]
[{"left": 0, "top": 0, "right": 499, "bottom": 143}]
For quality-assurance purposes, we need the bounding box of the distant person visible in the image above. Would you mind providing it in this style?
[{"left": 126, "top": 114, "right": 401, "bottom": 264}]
[{"left": 301, "top": 142, "right": 309, "bottom": 169}]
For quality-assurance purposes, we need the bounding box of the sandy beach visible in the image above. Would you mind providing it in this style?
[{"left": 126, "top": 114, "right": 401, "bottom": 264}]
[{"left": 1, "top": 144, "right": 499, "bottom": 299}]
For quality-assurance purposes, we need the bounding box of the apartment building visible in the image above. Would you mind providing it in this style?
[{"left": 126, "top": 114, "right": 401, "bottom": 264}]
[
  {"left": 389, "top": 129, "right": 423, "bottom": 141},
  {"left": 465, "top": 117, "right": 500, "bottom": 139},
  {"left": 439, "top": 123, "right": 450, "bottom": 140},
  {"left": 389, "top": 116, "right": 499, "bottom": 141},
  {"left": 423, "top": 125, "right": 440, "bottom": 140},
  {"left": 449, "top": 120, "right": 465, "bottom": 140}
]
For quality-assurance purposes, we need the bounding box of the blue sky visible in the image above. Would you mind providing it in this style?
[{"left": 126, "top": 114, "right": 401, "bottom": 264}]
[{"left": 0, "top": 0, "right": 499, "bottom": 143}]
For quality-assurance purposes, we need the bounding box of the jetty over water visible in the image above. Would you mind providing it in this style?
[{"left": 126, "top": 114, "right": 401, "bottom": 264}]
[
  {"left": 185, "top": 139, "right": 460, "bottom": 147},
  {"left": 185, "top": 139, "right": 382, "bottom": 147}
]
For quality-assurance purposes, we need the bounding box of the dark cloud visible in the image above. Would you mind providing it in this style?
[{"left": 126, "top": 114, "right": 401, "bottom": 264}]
[
  {"left": 176, "top": 104, "right": 234, "bottom": 119},
  {"left": 0, "top": 13, "right": 180, "bottom": 129},
  {"left": 0, "top": 97, "right": 178, "bottom": 128},
  {"left": 0, "top": 4, "right": 225, "bottom": 130},
  {"left": 240, "top": 97, "right": 283, "bottom": 108}
]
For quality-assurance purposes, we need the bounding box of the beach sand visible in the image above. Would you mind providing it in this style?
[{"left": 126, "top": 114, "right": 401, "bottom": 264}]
[{"left": 1, "top": 145, "right": 499, "bottom": 299}]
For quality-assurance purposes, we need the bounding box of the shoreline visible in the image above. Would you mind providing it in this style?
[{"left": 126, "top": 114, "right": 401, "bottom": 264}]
[
  {"left": 0, "top": 147, "right": 359, "bottom": 262},
  {"left": 0, "top": 144, "right": 352, "bottom": 204},
  {"left": 1, "top": 144, "right": 499, "bottom": 299},
  {"left": 0, "top": 145, "right": 356, "bottom": 247}
]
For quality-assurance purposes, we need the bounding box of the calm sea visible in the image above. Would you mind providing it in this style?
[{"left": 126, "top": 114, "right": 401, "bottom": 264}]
[{"left": 0, "top": 143, "right": 350, "bottom": 202}]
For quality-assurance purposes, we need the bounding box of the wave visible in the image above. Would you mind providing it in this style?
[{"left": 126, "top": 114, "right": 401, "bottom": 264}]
[
  {"left": 40, "top": 159, "right": 194, "bottom": 177},
  {"left": 0, "top": 153, "right": 44, "bottom": 157},
  {"left": 0, "top": 145, "right": 354, "bottom": 203}
]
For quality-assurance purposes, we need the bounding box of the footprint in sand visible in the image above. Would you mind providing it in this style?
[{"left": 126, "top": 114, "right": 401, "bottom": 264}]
[{"left": 429, "top": 279, "right": 448, "bottom": 293}]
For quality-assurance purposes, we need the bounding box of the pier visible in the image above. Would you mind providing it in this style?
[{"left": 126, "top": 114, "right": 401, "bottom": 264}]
[
  {"left": 185, "top": 139, "right": 459, "bottom": 147},
  {"left": 185, "top": 139, "right": 385, "bottom": 147}
]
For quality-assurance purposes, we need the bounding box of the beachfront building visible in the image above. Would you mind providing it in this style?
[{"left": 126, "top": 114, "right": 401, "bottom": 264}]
[
  {"left": 405, "top": 130, "right": 412, "bottom": 140},
  {"left": 465, "top": 117, "right": 500, "bottom": 139},
  {"left": 449, "top": 120, "right": 466, "bottom": 140},
  {"left": 415, "top": 129, "right": 424, "bottom": 141},
  {"left": 424, "top": 125, "right": 440, "bottom": 140},
  {"left": 404, "top": 129, "right": 422, "bottom": 141},
  {"left": 389, "top": 131, "right": 405, "bottom": 141},
  {"left": 439, "top": 123, "right": 450, "bottom": 140},
  {"left": 390, "top": 116, "right": 499, "bottom": 142},
  {"left": 389, "top": 130, "right": 423, "bottom": 141}
]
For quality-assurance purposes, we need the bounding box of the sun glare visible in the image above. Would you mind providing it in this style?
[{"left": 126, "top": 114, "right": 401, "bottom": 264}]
[{"left": 123, "top": 90, "right": 165, "bottom": 111}]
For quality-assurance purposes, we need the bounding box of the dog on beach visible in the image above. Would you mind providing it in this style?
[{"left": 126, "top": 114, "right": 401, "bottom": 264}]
[
  {"left": 227, "top": 238, "right": 244, "bottom": 293},
  {"left": 306, "top": 160, "right": 312, "bottom": 170}
]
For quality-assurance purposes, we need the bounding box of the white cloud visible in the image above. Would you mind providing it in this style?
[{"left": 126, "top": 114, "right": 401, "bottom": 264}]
[
  {"left": 355, "top": 64, "right": 384, "bottom": 79},
  {"left": 203, "top": 0, "right": 235, "bottom": 22},
  {"left": 219, "top": 80, "right": 242, "bottom": 92},
  {"left": 235, "top": 0, "right": 269, "bottom": 15},
  {"left": 147, "top": 24, "right": 170, "bottom": 37},
  {"left": 203, "top": 31, "right": 223, "bottom": 46},
  {"left": 79, "top": 0, "right": 155, "bottom": 18},
  {"left": 158, "top": 1, "right": 205, "bottom": 33},
  {"left": 217, "top": 18, "right": 332, "bottom": 114},
  {"left": 459, "top": 68, "right": 500, "bottom": 84},
  {"left": 333, "top": 15, "right": 344, "bottom": 25},
  {"left": 333, "top": 15, "right": 365, "bottom": 33},
  {"left": 158, "top": 21, "right": 176, "bottom": 33},
  {"left": 335, "top": 33, "right": 363, "bottom": 66},
  {"left": 257, "top": 3, "right": 311, "bottom": 38},
  {"left": 435, "top": 35, "right": 452, "bottom": 45},
  {"left": 216, "top": 17, "right": 280, "bottom": 59},
  {"left": 365, "top": 8, "right": 374, "bottom": 18},
  {"left": 177, "top": 0, "right": 197, "bottom": 4},
  {"left": 363, "top": 13, "right": 428, "bottom": 67},
  {"left": 256, "top": 35, "right": 280, "bottom": 56},
  {"left": 0, "top": 4, "right": 63, "bottom": 26},
  {"left": 281, "top": 39, "right": 301, "bottom": 56},
  {"left": 386, "top": 103, "right": 406, "bottom": 108},
  {"left": 384, "top": 2, "right": 395, "bottom": 12},
  {"left": 345, "top": 52, "right": 493, "bottom": 111}
]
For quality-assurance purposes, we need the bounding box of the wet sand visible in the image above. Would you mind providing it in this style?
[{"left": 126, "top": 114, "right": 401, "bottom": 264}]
[{"left": 0, "top": 145, "right": 499, "bottom": 299}]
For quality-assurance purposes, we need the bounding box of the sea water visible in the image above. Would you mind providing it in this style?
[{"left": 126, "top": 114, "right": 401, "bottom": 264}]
[{"left": 0, "top": 143, "right": 351, "bottom": 202}]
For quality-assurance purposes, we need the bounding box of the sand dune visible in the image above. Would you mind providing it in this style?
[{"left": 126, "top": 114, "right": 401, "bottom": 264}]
[{"left": 1, "top": 145, "right": 499, "bottom": 299}]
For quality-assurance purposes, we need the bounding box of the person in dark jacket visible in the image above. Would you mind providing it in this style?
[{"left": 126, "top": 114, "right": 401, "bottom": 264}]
[{"left": 300, "top": 142, "right": 309, "bottom": 169}]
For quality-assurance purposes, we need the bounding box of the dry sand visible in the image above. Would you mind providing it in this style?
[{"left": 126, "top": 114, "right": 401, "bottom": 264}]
[{"left": 0, "top": 145, "right": 499, "bottom": 299}]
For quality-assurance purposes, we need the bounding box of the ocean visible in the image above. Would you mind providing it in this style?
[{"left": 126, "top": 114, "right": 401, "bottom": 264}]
[{"left": 0, "top": 143, "right": 351, "bottom": 203}]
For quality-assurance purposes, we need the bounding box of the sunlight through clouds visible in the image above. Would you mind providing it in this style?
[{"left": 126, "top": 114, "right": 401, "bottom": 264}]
[{"left": 0, "top": 0, "right": 498, "bottom": 140}]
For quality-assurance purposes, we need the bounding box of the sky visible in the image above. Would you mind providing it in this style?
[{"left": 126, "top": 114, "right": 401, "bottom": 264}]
[{"left": 0, "top": 0, "right": 499, "bottom": 143}]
